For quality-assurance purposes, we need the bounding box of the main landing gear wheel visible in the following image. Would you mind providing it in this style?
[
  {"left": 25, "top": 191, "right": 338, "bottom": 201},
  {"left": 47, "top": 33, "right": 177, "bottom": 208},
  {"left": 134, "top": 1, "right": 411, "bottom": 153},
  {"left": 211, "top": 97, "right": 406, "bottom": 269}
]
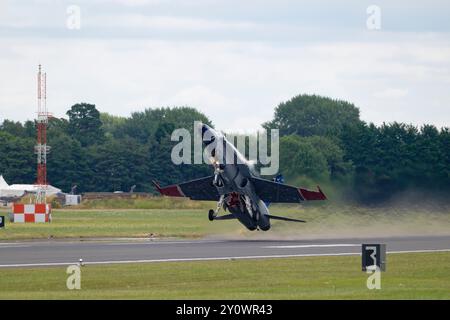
[{"left": 208, "top": 209, "right": 215, "bottom": 221}]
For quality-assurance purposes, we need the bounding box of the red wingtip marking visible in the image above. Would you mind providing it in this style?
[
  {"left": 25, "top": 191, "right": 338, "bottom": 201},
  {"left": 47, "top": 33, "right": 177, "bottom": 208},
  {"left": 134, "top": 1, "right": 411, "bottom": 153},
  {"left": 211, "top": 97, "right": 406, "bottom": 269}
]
[
  {"left": 152, "top": 180, "right": 184, "bottom": 197},
  {"left": 161, "top": 185, "right": 184, "bottom": 197},
  {"left": 298, "top": 186, "right": 327, "bottom": 201}
]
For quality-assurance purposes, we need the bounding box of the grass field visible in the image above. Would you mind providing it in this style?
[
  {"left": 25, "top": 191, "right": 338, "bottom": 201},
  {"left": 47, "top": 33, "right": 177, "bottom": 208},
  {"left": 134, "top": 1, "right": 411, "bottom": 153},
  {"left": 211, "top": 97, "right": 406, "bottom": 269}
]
[
  {"left": 0, "top": 203, "right": 449, "bottom": 240},
  {"left": 0, "top": 252, "right": 448, "bottom": 299}
]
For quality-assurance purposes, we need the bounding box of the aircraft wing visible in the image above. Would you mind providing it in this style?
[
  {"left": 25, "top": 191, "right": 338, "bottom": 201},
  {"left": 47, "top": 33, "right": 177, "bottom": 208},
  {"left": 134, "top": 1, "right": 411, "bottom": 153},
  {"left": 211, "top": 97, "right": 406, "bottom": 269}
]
[
  {"left": 251, "top": 177, "right": 326, "bottom": 203},
  {"left": 152, "top": 176, "right": 220, "bottom": 201}
]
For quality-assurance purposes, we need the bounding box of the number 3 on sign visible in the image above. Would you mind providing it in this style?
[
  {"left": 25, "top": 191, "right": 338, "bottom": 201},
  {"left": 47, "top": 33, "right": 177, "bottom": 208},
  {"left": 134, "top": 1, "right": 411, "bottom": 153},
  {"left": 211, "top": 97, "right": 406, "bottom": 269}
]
[{"left": 367, "top": 246, "right": 377, "bottom": 266}]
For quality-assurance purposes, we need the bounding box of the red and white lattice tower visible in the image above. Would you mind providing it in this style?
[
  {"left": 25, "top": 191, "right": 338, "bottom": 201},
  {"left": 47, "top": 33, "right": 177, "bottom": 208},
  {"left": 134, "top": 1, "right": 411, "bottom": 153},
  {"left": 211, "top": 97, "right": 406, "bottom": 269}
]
[{"left": 35, "top": 64, "right": 51, "bottom": 204}]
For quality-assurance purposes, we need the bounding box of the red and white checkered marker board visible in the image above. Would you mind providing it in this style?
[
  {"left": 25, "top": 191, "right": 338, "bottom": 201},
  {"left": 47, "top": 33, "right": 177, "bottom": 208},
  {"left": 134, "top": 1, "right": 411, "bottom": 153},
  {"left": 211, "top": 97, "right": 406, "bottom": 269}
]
[{"left": 12, "top": 204, "right": 51, "bottom": 223}]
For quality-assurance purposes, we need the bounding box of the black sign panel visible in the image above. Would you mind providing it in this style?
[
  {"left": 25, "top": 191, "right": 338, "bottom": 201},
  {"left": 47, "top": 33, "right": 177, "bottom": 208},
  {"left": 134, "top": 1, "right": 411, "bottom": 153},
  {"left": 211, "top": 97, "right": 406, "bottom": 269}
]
[
  {"left": 362, "top": 244, "right": 386, "bottom": 271},
  {"left": 0, "top": 215, "right": 4, "bottom": 228}
]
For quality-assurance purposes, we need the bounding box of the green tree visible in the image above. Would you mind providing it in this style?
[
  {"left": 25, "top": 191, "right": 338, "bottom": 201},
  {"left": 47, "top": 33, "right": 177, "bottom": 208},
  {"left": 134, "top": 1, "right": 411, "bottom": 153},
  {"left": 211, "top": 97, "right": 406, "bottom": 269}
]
[
  {"left": 23, "top": 120, "right": 36, "bottom": 138},
  {"left": 0, "top": 120, "right": 27, "bottom": 138},
  {"left": 414, "top": 125, "right": 448, "bottom": 188},
  {"left": 48, "top": 117, "right": 69, "bottom": 137},
  {"left": 279, "top": 135, "right": 328, "bottom": 180},
  {"left": 0, "top": 131, "right": 35, "bottom": 184},
  {"left": 100, "top": 113, "right": 126, "bottom": 139},
  {"left": 46, "top": 131, "right": 89, "bottom": 192},
  {"left": 340, "top": 121, "right": 450, "bottom": 202},
  {"left": 438, "top": 127, "right": 450, "bottom": 188},
  {"left": 87, "top": 137, "right": 151, "bottom": 192},
  {"left": 117, "top": 107, "right": 212, "bottom": 143},
  {"left": 263, "top": 94, "right": 361, "bottom": 138},
  {"left": 306, "top": 135, "right": 353, "bottom": 179},
  {"left": 67, "top": 103, "right": 104, "bottom": 146}
]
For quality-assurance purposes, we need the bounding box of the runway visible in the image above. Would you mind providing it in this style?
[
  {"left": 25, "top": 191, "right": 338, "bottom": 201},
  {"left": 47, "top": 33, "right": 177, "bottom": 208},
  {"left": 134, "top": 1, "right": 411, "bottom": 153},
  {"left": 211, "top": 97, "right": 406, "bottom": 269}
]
[{"left": 0, "top": 235, "right": 449, "bottom": 268}]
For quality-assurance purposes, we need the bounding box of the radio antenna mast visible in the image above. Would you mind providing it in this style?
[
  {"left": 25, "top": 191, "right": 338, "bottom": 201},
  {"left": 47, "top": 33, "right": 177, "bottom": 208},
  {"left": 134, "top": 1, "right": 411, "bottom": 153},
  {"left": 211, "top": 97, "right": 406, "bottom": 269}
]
[{"left": 35, "top": 64, "right": 51, "bottom": 204}]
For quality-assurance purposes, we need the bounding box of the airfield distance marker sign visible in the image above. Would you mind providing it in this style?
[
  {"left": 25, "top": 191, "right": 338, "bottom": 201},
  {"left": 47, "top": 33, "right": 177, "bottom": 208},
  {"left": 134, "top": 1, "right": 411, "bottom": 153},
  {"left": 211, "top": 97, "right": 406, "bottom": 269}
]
[
  {"left": 362, "top": 244, "right": 386, "bottom": 272},
  {"left": 0, "top": 215, "right": 4, "bottom": 228}
]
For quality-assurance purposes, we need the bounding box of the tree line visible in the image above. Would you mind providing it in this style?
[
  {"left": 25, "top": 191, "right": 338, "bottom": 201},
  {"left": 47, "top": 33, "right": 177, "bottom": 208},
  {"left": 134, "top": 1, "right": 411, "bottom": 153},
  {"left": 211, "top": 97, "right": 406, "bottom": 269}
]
[
  {"left": 264, "top": 94, "right": 449, "bottom": 203},
  {"left": 0, "top": 95, "right": 448, "bottom": 204}
]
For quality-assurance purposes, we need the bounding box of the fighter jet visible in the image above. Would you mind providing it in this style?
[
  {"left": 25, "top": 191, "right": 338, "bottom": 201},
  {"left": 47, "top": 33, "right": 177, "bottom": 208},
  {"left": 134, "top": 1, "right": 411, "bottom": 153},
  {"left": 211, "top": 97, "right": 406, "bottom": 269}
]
[{"left": 153, "top": 124, "right": 326, "bottom": 231}]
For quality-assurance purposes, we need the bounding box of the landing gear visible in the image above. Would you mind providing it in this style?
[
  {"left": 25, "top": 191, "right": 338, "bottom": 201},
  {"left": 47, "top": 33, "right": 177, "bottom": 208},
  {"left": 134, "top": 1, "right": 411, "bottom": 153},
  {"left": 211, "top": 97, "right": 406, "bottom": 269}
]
[
  {"left": 208, "top": 209, "right": 215, "bottom": 221},
  {"left": 208, "top": 195, "right": 224, "bottom": 221}
]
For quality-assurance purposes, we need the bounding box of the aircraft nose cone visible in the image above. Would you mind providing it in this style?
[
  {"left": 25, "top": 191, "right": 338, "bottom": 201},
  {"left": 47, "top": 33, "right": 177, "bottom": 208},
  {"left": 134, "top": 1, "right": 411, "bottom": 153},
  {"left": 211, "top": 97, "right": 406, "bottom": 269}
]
[
  {"left": 201, "top": 124, "right": 216, "bottom": 146},
  {"left": 201, "top": 124, "right": 210, "bottom": 136}
]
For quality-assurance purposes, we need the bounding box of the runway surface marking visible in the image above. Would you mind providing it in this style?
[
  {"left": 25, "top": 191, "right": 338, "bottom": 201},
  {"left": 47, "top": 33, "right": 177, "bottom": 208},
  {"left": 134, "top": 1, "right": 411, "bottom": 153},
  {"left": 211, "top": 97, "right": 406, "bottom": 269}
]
[
  {"left": 0, "top": 244, "right": 32, "bottom": 248},
  {"left": 263, "top": 244, "right": 360, "bottom": 249},
  {"left": 1, "top": 248, "right": 449, "bottom": 268}
]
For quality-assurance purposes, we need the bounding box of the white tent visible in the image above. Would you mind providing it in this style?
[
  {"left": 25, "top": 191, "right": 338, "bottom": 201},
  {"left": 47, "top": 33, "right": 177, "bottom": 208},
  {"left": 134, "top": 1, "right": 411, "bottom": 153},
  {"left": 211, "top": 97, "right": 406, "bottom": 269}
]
[
  {"left": 0, "top": 175, "right": 62, "bottom": 197},
  {"left": 7, "top": 184, "right": 61, "bottom": 195},
  {"left": 0, "top": 175, "right": 25, "bottom": 198},
  {"left": 0, "top": 175, "right": 9, "bottom": 189}
]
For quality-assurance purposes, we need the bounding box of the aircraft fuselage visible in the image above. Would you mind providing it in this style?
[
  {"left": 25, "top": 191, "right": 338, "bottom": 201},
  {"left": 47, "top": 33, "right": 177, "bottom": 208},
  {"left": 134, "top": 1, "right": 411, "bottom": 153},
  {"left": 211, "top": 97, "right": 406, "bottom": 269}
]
[{"left": 201, "top": 124, "right": 271, "bottom": 231}]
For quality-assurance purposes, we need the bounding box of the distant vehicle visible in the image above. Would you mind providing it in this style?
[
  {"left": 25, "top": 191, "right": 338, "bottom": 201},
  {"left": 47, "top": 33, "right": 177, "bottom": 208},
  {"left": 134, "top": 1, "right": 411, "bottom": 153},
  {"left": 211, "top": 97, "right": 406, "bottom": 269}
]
[
  {"left": 113, "top": 191, "right": 124, "bottom": 194},
  {"left": 153, "top": 124, "right": 326, "bottom": 231}
]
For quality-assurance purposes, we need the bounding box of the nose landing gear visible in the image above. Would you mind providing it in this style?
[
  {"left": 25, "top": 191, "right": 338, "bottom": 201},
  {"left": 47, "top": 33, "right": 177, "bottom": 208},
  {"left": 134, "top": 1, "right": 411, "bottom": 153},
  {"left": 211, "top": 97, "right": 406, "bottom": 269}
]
[
  {"left": 208, "top": 209, "right": 215, "bottom": 221},
  {"left": 208, "top": 195, "right": 224, "bottom": 221}
]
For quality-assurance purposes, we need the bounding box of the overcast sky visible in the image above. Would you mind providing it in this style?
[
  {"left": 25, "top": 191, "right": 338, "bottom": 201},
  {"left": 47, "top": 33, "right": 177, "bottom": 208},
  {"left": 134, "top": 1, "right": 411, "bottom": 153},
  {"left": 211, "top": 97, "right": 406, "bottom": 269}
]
[{"left": 0, "top": 0, "right": 449, "bottom": 132}]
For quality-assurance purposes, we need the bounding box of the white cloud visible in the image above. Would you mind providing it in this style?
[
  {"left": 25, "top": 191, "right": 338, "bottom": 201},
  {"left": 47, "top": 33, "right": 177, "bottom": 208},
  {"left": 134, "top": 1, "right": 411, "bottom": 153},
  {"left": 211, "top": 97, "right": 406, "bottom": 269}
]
[
  {"left": 107, "top": 0, "right": 166, "bottom": 6},
  {"left": 373, "top": 89, "right": 409, "bottom": 99},
  {"left": 88, "top": 14, "right": 258, "bottom": 31},
  {"left": 0, "top": 2, "right": 449, "bottom": 131}
]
